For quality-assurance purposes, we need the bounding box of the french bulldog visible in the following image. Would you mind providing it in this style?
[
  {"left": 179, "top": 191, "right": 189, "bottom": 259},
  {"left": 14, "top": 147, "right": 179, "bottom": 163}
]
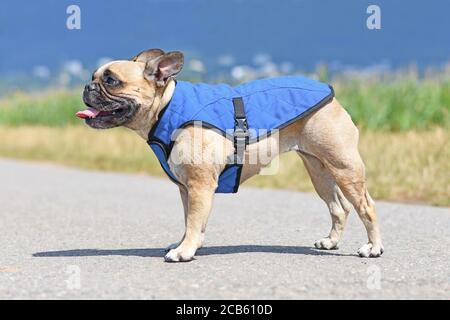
[{"left": 77, "top": 48, "right": 383, "bottom": 262}]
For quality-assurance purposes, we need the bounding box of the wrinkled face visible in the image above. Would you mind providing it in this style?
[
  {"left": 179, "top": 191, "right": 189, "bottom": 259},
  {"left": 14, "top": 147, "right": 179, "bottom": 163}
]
[
  {"left": 78, "top": 49, "right": 184, "bottom": 129},
  {"left": 81, "top": 61, "right": 152, "bottom": 129}
]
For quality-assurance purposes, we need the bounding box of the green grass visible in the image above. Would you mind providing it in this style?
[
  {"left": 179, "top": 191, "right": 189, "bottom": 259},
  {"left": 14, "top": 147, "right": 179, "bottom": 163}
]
[
  {"left": 0, "top": 90, "right": 82, "bottom": 126},
  {"left": 1, "top": 79, "right": 449, "bottom": 130},
  {"left": 336, "top": 80, "right": 450, "bottom": 130}
]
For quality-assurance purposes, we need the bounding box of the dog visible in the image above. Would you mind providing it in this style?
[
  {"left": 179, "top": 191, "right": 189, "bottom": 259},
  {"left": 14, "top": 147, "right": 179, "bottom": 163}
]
[{"left": 76, "top": 48, "right": 383, "bottom": 262}]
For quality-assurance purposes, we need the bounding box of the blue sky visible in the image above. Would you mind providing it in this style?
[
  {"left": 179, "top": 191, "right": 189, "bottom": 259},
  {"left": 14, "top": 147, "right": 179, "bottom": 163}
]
[{"left": 0, "top": 0, "right": 449, "bottom": 73}]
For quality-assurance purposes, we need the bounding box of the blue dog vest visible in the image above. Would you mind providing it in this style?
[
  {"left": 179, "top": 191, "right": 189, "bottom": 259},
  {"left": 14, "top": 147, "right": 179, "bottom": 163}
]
[{"left": 147, "top": 76, "right": 334, "bottom": 193}]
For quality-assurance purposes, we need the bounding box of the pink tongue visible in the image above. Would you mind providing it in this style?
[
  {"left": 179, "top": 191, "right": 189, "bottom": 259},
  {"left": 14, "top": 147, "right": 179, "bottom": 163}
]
[{"left": 75, "top": 108, "right": 101, "bottom": 119}]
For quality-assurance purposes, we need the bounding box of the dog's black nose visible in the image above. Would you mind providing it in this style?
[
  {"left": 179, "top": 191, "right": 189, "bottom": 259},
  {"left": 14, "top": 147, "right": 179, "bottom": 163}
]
[{"left": 85, "top": 83, "right": 98, "bottom": 92}]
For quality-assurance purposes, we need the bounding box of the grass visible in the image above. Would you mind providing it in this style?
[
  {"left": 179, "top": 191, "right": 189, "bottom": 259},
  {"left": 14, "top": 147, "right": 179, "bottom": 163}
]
[
  {"left": 0, "top": 126, "right": 448, "bottom": 206},
  {"left": 335, "top": 80, "right": 450, "bottom": 130},
  {"left": 0, "top": 90, "right": 82, "bottom": 127},
  {"left": 1, "top": 79, "right": 449, "bottom": 131}
]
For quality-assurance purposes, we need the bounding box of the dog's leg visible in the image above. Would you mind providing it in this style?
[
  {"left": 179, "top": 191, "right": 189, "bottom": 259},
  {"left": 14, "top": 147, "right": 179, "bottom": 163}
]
[
  {"left": 330, "top": 160, "right": 383, "bottom": 257},
  {"left": 164, "top": 126, "right": 224, "bottom": 262},
  {"left": 164, "top": 182, "right": 215, "bottom": 262},
  {"left": 165, "top": 186, "right": 189, "bottom": 252},
  {"left": 298, "top": 152, "right": 352, "bottom": 250},
  {"left": 298, "top": 99, "right": 383, "bottom": 257}
]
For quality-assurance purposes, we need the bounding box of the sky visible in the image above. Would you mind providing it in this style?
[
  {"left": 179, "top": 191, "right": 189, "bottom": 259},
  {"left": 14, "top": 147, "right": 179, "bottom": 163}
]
[{"left": 0, "top": 0, "right": 449, "bottom": 74}]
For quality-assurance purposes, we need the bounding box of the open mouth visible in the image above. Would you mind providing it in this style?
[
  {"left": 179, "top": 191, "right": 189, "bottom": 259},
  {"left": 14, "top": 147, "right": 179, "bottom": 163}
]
[{"left": 75, "top": 105, "right": 127, "bottom": 120}]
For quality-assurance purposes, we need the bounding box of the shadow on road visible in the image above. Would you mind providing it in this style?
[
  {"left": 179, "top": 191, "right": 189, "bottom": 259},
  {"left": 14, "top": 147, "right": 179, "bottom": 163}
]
[{"left": 33, "top": 245, "right": 353, "bottom": 258}]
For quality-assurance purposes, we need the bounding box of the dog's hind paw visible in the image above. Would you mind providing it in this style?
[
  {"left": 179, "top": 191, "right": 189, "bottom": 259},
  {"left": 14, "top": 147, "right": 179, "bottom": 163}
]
[
  {"left": 314, "top": 237, "right": 339, "bottom": 250},
  {"left": 357, "top": 243, "right": 384, "bottom": 258}
]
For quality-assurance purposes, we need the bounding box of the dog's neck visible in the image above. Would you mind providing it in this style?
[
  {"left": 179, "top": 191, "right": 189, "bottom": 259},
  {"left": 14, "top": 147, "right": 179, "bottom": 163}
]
[{"left": 128, "top": 79, "right": 176, "bottom": 140}]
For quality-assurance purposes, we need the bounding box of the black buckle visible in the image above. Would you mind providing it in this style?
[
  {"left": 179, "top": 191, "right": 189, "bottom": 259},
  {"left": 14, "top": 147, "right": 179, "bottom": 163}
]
[
  {"left": 232, "top": 97, "right": 248, "bottom": 165},
  {"left": 234, "top": 118, "right": 249, "bottom": 164},
  {"left": 234, "top": 118, "right": 248, "bottom": 137}
]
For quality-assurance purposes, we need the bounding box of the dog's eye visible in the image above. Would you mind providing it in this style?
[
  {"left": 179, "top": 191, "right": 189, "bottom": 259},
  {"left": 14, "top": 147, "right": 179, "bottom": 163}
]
[{"left": 105, "top": 76, "right": 120, "bottom": 86}]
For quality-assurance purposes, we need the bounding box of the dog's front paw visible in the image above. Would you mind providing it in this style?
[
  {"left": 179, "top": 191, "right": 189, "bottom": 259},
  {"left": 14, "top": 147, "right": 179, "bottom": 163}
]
[
  {"left": 314, "top": 237, "right": 339, "bottom": 250},
  {"left": 164, "top": 245, "right": 197, "bottom": 263},
  {"left": 357, "top": 242, "right": 384, "bottom": 258},
  {"left": 165, "top": 233, "right": 204, "bottom": 253}
]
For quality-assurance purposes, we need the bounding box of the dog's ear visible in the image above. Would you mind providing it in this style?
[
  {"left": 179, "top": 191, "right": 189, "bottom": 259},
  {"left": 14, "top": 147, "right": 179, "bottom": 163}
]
[
  {"left": 131, "top": 48, "right": 165, "bottom": 63},
  {"left": 143, "top": 51, "right": 184, "bottom": 87}
]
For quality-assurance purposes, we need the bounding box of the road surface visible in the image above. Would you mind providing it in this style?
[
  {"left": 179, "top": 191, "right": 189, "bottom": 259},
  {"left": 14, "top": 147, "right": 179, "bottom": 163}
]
[{"left": 0, "top": 158, "right": 449, "bottom": 299}]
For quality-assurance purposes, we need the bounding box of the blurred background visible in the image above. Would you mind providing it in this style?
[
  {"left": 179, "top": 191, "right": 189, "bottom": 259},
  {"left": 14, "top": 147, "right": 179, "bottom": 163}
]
[{"left": 0, "top": 0, "right": 448, "bottom": 206}]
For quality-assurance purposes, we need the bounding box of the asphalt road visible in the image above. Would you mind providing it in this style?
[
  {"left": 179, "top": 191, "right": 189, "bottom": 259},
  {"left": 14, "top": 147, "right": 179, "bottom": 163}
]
[{"left": 0, "top": 158, "right": 449, "bottom": 299}]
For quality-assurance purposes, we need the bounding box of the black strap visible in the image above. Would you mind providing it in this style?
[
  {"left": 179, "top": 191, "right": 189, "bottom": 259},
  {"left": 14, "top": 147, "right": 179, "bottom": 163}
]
[{"left": 232, "top": 97, "right": 249, "bottom": 165}]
